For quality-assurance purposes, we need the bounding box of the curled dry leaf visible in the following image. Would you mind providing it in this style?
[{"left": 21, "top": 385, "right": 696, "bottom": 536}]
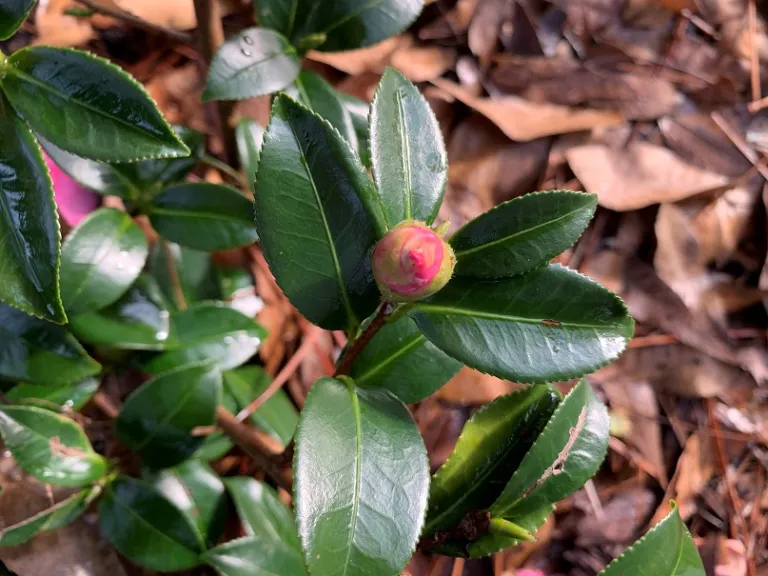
[
  {"left": 307, "top": 36, "right": 407, "bottom": 76},
  {"left": 434, "top": 367, "right": 516, "bottom": 405},
  {"left": 431, "top": 78, "right": 623, "bottom": 141},
  {"left": 390, "top": 45, "right": 457, "bottom": 82},
  {"left": 566, "top": 140, "right": 729, "bottom": 211}
]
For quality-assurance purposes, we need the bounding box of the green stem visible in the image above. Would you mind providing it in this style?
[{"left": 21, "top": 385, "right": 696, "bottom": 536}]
[
  {"left": 488, "top": 518, "right": 536, "bottom": 542},
  {"left": 201, "top": 154, "right": 245, "bottom": 188}
]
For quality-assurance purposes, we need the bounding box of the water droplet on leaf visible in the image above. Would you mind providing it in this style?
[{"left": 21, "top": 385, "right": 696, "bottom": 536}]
[{"left": 242, "top": 48, "right": 252, "bottom": 57}]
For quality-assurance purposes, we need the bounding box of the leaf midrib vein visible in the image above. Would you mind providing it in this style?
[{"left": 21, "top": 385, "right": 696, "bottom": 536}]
[{"left": 340, "top": 384, "right": 363, "bottom": 576}]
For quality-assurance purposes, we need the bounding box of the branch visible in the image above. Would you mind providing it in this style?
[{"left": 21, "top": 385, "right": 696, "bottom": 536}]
[
  {"left": 215, "top": 406, "right": 293, "bottom": 491},
  {"left": 335, "top": 303, "right": 391, "bottom": 376},
  {"left": 74, "top": 0, "right": 193, "bottom": 43},
  {"left": 192, "top": 0, "right": 238, "bottom": 167}
]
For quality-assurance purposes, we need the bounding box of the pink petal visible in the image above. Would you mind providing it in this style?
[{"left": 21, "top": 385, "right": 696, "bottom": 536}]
[{"left": 45, "top": 153, "right": 100, "bottom": 226}]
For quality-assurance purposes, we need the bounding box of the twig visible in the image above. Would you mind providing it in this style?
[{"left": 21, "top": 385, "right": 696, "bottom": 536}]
[
  {"left": 161, "top": 238, "right": 187, "bottom": 310},
  {"left": 707, "top": 399, "right": 756, "bottom": 576},
  {"left": 335, "top": 303, "right": 391, "bottom": 376},
  {"left": 749, "top": 0, "right": 761, "bottom": 103},
  {"left": 192, "top": 0, "right": 238, "bottom": 167},
  {"left": 236, "top": 325, "right": 325, "bottom": 421},
  {"left": 201, "top": 154, "right": 246, "bottom": 188},
  {"left": 74, "top": 0, "right": 193, "bottom": 43},
  {"left": 711, "top": 112, "right": 768, "bottom": 181},
  {"left": 215, "top": 406, "right": 292, "bottom": 491},
  {"left": 92, "top": 390, "right": 120, "bottom": 419}
]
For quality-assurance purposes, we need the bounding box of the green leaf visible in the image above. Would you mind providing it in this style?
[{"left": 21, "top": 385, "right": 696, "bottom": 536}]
[
  {"left": 0, "top": 405, "right": 107, "bottom": 486},
  {"left": 0, "top": 0, "right": 36, "bottom": 39},
  {"left": 224, "top": 477, "right": 300, "bottom": 548},
  {"left": 235, "top": 118, "right": 264, "bottom": 186},
  {"left": 215, "top": 265, "right": 263, "bottom": 317},
  {"left": 194, "top": 389, "right": 239, "bottom": 461},
  {"left": 145, "top": 460, "right": 227, "bottom": 550},
  {"left": 598, "top": 505, "right": 705, "bottom": 576},
  {"left": 202, "top": 27, "right": 299, "bottom": 101},
  {"left": 450, "top": 191, "right": 597, "bottom": 278},
  {"left": 202, "top": 536, "right": 307, "bottom": 576},
  {"left": 224, "top": 366, "right": 298, "bottom": 446},
  {"left": 254, "top": 0, "right": 295, "bottom": 36},
  {"left": 121, "top": 125, "right": 205, "bottom": 188},
  {"left": 370, "top": 68, "right": 446, "bottom": 228},
  {"left": 148, "top": 182, "right": 259, "bottom": 251},
  {"left": 5, "top": 376, "right": 99, "bottom": 411},
  {"left": 287, "top": 0, "right": 423, "bottom": 52},
  {"left": 254, "top": 94, "right": 382, "bottom": 331},
  {"left": 0, "top": 485, "right": 100, "bottom": 547},
  {"left": 410, "top": 265, "right": 634, "bottom": 383},
  {"left": 99, "top": 476, "right": 202, "bottom": 572},
  {"left": 288, "top": 70, "right": 358, "bottom": 151},
  {"left": 60, "top": 208, "right": 148, "bottom": 316},
  {"left": 144, "top": 303, "right": 267, "bottom": 373},
  {"left": 339, "top": 92, "right": 371, "bottom": 168},
  {"left": 0, "top": 94, "right": 65, "bottom": 323},
  {"left": 491, "top": 380, "right": 609, "bottom": 519},
  {"left": 0, "top": 302, "right": 100, "bottom": 385},
  {"left": 70, "top": 276, "right": 171, "bottom": 351},
  {"left": 115, "top": 362, "right": 221, "bottom": 469},
  {"left": 2, "top": 47, "right": 189, "bottom": 162},
  {"left": 423, "top": 386, "right": 559, "bottom": 536},
  {"left": 148, "top": 241, "right": 214, "bottom": 310},
  {"left": 294, "top": 376, "right": 429, "bottom": 576},
  {"left": 350, "top": 315, "right": 461, "bottom": 403}
]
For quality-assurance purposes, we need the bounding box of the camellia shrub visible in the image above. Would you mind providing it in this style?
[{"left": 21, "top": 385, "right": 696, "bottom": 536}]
[{"left": 0, "top": 1, "right": 706, "bottom": 575}]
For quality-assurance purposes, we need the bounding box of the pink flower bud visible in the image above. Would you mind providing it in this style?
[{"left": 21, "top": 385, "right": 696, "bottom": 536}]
[{"left": 372, "top": 221, "right": 455, "bottom": 302}]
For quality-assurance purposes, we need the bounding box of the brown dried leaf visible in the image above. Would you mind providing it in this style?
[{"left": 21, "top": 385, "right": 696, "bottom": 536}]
[
  {"left": 34, "top": 0, "right": 95, "bottom": 46},
  {"left": 418, "top": 0, "right": 479, "bottom": 40},
  {"left": 435, "top": 367, "right": 516, "bottom": 405},
  {"left": 390, "top": 45, "right": 457, "bottom": 82},
  {"left": 307, "top": 36, "right": 407, "bottom": 76},
  {"left": 576, "top": 486, "right": 655, "bottom": 545},
  {"left": 674, "top": 432, "right": 715, "bottom": 520},
  {"left": 566, "top": 141, "right": 730, "bottom": 211},
  {"left": 431, "top": 77, "right": 624, "bottom": 141}
]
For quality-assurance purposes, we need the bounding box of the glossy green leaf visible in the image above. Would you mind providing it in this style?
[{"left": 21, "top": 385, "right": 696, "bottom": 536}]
[
  {"left": 339, "top": 92, "right": 371, "bottom": 168},
  {"left": 370, "top": 68, "right": 446, "bottom": 228},
  {"left": 115, "top": 362, "right": 221, "bottom": 469},
  {"left": 0, "top": 485, "right": 100, "bottom": 547},
  {"left": 254, "top": 0, "right": 294, "bottom": 36},
  {"left": 99, "top": 476, "right": 202, "bottom": 572},
  {"left": 491, "top": 380, "right": 609, "bottom": 519},
  {"left": 5, "top": 376, "right": 99, "bottom": 411},
  {"left": 287, "top": 0, "right": 423, "bottom": 52},
  {"left": 0, "top": 302, "right": 100, "bottom": 385},
  {"left": 70, "top": 276, "right": 171, "bottom": 351},
  {"left": 0, "top": 405, "right": 107, "bottom": 486},
  {"left": 194, "top": 389, "right": 238, "bottom": 461},
  {"left": 254, "top": 94, "right": 382, "bottom": 331},
  {"left": 40, "top": 126, "right": 203, "bottom": 200},
  {"left": 148, "top": 241, "right": 214, "bottom": 310},
  {"left": 202, "top": 536, "right": 306, "bottom": 576},
  {"left": 148, "top": 182, "right": 258, "bottom": 251},
  {"left": 350, "top": 315, "right": 461, "bottom": 403},
  {"left": 215, "top": 265, "right": 264, "bottom": 317},
  {"left": 0, "top": 94, "right": 65, "bottom": 323},
  {"left": 203, "top": 27, "right": 299, "bottom": 101},
  {"left": 466, "top": 504, "right": 552, "bottom": 558},
  {"left": 144, "top": 303, "right": 267, "bottom": 373},
  {"left": 235, "top": 118, "right": 264, "bottom": 186},
  {"left": 0, "top": 0, "right": 36, "bottom": 39},
  {"left": 598, "top": 505, "right": 705, "bottom": 575},
  {"left": 60, "top": 208, "right": 148, "bottom": 315},
  {"left": 451, "top": 191, "right": 597, "bottom": 278},
  {"left": 224, "top": 366, "right": 298, "bottom": 446},
  {"left": 288, "top": 70, "right": 358, "bottom": 151},
  {"left": 3, "top": 47, "right": 189, "bottom": 162},
  {"left": 294, "top": 376, "right": 429, "bottom": 576},
  {"left": 145, "top": 460, "right": 227, "bottom": 549},
  {"left": 410, "top": 265, "right": 634, "bottom": 383},
  {"left": 224, "top": 477, "right": 300, "bottom": 548},
  {"left": 423, "top": 386, "right": 559, "bottom": 536}
]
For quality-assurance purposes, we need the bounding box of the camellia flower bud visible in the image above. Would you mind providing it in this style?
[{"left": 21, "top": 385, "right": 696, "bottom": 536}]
[{"left": 372, "top": 221, "right": 455, "bottom": 302}]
